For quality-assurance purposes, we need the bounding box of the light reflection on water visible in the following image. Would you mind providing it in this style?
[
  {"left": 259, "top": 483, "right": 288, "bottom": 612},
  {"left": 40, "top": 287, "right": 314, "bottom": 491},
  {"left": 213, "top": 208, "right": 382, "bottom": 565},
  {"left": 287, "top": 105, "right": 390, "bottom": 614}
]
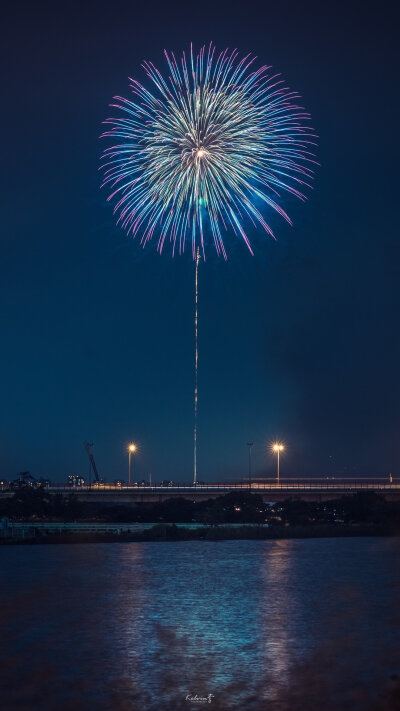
[{"left": 1, "top": 537, "right": 400, "bottom": 710}]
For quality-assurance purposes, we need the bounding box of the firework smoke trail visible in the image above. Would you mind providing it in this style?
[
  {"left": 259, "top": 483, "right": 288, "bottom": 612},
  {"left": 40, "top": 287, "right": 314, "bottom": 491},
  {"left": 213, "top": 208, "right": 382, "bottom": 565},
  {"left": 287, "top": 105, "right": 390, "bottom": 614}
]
[
  {"left": 193, "top": 247, "right": 200, "bottom": 485},
  {"left": 100, "top": 44, "right": 317, "bottom": 258}
]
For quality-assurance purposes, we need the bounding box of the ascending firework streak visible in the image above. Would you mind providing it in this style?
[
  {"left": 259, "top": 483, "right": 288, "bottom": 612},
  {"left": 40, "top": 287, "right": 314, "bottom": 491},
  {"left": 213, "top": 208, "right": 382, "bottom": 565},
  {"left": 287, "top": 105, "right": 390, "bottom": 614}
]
[{"left": 193, "top": 247, "right": 200, "bottom": 485}]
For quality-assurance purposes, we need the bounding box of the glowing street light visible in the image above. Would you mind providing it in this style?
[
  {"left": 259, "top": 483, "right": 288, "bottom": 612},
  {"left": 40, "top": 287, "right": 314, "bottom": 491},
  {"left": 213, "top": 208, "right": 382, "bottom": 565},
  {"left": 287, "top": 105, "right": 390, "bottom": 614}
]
[
  {"left": 272, "top": 443, "right": 285, "bottom": 485},
  {"left": 128, "top": 443, "right": 137, "bottom": 485}
]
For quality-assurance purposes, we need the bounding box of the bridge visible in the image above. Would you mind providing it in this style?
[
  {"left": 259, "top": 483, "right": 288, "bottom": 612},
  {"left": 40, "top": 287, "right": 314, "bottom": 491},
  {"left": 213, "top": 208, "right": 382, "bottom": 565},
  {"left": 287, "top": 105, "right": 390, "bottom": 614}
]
[{"left": 36, "top": 479, "right": 400, "bottom": 503}]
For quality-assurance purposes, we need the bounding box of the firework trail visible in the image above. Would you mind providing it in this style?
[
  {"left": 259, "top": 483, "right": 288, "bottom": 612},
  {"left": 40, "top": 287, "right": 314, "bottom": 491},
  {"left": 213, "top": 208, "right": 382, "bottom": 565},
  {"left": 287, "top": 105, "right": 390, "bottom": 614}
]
[
  {"left": 100, "top": 44, "right": 316, "bottom": 259},
  {"left": 193, "top": 247, "right": 200, "bottom": 485}
]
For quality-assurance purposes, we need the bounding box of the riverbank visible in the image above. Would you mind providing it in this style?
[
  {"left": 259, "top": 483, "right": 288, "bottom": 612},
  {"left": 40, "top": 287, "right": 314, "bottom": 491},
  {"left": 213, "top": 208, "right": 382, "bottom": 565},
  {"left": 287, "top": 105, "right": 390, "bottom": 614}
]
[{"left": 1, "top": 522, "right": 398, "bottom": 544}]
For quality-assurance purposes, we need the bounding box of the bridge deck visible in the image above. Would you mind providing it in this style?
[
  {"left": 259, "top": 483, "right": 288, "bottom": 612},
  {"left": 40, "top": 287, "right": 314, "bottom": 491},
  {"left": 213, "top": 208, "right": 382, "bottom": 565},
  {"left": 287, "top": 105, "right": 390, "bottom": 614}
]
[{"left": 1, "top": 481, "right": 399, "bottom": 503}]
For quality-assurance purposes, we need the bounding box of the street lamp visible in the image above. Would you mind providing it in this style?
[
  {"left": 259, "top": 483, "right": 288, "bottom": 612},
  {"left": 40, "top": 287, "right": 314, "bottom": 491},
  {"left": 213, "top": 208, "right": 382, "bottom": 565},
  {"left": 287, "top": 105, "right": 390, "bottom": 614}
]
[
  {"left": 128, "top": 443, "right": 137, "bottom": 485},
  {"left": 246, "top": 442, "right": 254, "bottom": 488},
  {"left": 272, "top": 443, "right": 285, "bottom": 485}
]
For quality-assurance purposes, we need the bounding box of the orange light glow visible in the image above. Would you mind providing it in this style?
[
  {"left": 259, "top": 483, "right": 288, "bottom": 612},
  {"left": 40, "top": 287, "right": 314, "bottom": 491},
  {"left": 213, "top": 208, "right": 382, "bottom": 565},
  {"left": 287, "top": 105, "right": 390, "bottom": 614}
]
[{"left": 272, "top": 442, "right": 285, "bottom": 453}]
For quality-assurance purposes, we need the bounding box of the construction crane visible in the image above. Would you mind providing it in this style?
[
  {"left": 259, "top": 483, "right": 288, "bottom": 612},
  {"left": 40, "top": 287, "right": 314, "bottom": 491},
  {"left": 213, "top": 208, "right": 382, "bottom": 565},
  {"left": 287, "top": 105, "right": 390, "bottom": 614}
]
[{"left": 84, "top": 442, "right": 101, "bottom": 484}]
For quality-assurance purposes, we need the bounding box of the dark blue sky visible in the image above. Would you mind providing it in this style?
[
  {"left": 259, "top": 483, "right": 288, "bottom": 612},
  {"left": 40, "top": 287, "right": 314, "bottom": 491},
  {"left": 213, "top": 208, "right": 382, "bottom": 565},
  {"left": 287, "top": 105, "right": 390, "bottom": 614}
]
[{"left": 1, "top": 0, "right": 399, "bottom": 483}]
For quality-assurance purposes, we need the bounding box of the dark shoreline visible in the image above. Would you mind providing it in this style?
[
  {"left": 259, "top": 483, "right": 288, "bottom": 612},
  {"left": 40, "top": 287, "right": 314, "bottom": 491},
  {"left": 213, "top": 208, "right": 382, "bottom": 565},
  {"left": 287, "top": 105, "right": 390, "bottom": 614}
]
[{"left": 1, "top": 522, "right": 398, "bottom": 545}]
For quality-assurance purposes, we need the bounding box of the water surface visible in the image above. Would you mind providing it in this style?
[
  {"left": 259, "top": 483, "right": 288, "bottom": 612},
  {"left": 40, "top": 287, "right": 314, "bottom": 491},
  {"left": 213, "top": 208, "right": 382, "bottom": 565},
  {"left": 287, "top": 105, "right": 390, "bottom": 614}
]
[{"left": 1, "top": 537, "right": 400, "bottom": 710}]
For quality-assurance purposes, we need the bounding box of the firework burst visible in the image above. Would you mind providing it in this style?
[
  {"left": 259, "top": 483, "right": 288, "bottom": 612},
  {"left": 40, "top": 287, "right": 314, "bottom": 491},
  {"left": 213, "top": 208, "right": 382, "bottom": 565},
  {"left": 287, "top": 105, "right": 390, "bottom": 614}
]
[{"left": 100, "top": 44, "right": 317, "bottom": 258}]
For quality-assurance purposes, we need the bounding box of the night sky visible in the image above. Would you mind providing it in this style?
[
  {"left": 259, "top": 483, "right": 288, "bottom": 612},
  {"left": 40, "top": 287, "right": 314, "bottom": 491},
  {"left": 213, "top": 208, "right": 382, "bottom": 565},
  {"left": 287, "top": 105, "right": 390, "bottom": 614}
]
[{"left": 2, "top": 0, "right": 399, "bottom": 483}]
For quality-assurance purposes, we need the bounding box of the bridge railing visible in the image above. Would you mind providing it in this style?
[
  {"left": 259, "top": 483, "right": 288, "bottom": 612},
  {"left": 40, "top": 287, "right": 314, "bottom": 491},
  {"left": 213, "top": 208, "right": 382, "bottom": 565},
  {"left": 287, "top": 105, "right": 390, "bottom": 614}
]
[
  {"left": 43, "top": 480, "right": 398, "bottom": 493},
  {"left": 1, "top": 479, "right": 397, "bottom": 494}
]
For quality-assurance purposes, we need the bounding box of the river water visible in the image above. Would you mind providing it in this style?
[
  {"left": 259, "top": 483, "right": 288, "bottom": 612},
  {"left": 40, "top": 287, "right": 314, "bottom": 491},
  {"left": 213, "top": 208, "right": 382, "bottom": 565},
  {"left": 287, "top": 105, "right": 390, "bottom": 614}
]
[{"left": 1, "top": 537, "right": 400, "bottom": 711}]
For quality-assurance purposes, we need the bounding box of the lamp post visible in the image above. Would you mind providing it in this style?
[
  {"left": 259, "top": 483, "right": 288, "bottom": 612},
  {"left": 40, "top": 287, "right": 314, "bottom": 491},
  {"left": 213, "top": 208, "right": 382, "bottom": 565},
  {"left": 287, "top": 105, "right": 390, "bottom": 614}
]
[
  {"left": 247, "top": 442, "right": 254, "bottom": 488},
  {"left": 272, "top": 443, "right": 284, "bottom": 485},
  {"left": 128, "top": 443, "right": 137, "bottom": 485}
]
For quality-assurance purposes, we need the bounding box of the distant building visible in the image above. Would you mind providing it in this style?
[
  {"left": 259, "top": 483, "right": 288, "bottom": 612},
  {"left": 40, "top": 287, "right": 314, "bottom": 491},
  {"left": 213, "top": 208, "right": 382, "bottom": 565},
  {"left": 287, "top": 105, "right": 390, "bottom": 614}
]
[
  {"left": 68, "top": 475, "right": 85, "bottom": 487},
  {"left": 37, "top": 478, "right": 51, "bottom": 488},
  {"left": 11, "top": 472, "right": 36, "bottom": 488}
]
